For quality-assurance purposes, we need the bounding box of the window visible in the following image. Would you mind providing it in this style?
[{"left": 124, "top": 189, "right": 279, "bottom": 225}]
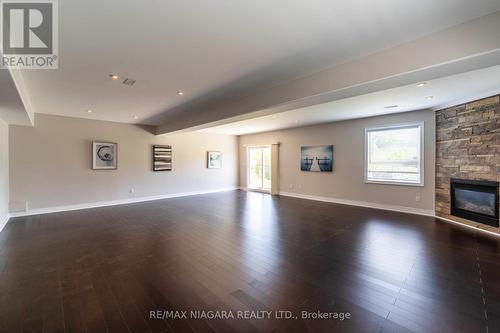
[
  {"left": 365, "top": 122, "right": 424, "bottom": 186},
  {"left": 247, "top": 146, "right": 271, "bottom": 192}
]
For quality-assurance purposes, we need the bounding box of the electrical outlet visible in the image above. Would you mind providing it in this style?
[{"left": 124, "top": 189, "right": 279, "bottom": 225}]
[
  {"left": 129, "top": 188, "right": 135, "bottom": 194},
  {"left": 415, "top": 195, "right": 421, "bottom": 202}
]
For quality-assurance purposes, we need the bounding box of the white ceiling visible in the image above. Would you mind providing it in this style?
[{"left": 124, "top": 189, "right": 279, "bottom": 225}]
[
  {"left": 12, "top": 0, "right": 500, "bottom": 125},
  {"left": 202, "top": 65, "right": 500, "bottom": 135}
]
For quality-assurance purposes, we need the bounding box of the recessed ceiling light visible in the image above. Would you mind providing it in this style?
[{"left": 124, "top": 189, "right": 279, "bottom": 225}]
[
  {"left": 416, "top": 82, "right": 427, "bottom": 87},
  {"left": 384, "top": 105, "right": 399, "bottom": 109},
  {"left": 86, "top": 109, "right": 92, "bottom": 113},
  {"left": 109, "top": 74, "right": 120, "bottom": 80},
  {"left": 426, "top": 95, "right": 434, "bottom": 100},
  {"left": 177, "top": 91, "right": 184, "bottom": 96}
]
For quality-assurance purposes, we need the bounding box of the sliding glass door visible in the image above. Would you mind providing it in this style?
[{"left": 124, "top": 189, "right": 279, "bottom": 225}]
[{"left": 248, "top": 146, "right": 271, "bottom": 192}]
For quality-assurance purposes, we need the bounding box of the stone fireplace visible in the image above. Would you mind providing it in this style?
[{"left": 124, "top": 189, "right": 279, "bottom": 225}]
[{"left": 436, "top": 95, "right": 500, "bottom": 232}]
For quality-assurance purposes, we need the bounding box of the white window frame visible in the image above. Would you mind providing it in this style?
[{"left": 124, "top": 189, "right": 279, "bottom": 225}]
[{"left": 364, "top": 121, "right": 425, "bottom": 187}]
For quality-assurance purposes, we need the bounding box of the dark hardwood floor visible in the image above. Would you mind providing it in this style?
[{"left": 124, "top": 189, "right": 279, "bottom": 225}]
[{"left": 1, "top": 190, "right": 499, "bottom": 333}]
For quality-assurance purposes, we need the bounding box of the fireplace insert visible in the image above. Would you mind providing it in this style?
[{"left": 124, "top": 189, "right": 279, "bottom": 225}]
[{"left": 450, "top": 178, "right": 499, "bottom": 227}]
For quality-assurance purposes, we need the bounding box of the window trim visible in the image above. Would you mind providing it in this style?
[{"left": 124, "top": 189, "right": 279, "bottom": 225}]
[{"left": 364, "top": 121, "right": 425, "bottom": 187}]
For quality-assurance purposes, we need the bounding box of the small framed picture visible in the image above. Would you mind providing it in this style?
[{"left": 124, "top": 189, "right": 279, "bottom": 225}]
[
  {"left": 152, "top": 145, "right": 172, "bottom": 171},
  {"left": 207, "top": 151, "right": 222, "bottom": 169},
  {"left": 92, "top": 142, "right": 117, "bottom": 170}
]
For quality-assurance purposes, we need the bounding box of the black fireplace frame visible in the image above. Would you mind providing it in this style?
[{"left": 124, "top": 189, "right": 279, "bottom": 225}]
[{"left": 450, "top": 178, "right": 499, "bottom": 227}]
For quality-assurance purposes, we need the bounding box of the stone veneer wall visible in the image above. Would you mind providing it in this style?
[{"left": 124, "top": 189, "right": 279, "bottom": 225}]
[{"left": 435, "top": 95, "right": 500, "bottom": 233}]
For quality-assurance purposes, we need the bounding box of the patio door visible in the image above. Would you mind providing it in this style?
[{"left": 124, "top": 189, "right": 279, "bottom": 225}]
[{"left": 247, "top": 146, "right": 271, "bottom": 192}]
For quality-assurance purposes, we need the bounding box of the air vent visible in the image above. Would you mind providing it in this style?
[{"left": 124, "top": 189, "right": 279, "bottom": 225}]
[
  {"left": 122, "top": 78, "right": 136, "bottom": 86},
  {"left": 384, "top": 105, "right": 399, "bottom": 109}
]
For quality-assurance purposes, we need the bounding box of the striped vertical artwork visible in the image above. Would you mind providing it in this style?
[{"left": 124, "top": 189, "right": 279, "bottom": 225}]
[{"left": 152, "top": 145, "right": 172, "bottom": 171}]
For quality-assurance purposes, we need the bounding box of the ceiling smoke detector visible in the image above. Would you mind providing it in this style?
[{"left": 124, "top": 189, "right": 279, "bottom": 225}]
[{"left": 122, "top": 78, "right": 136, "bottom": 86}]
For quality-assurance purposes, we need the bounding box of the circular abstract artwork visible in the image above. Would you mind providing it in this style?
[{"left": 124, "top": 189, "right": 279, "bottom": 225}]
[{"left": 92, "top": 142, "right": 117, "bottom": 169}]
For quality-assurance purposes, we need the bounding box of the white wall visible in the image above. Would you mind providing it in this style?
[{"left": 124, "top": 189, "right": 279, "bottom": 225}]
[
  {"left": 0, "top": 118, "right": 9, "bottom": 230},
  {"left": 239, "top": 110, "right": 435, "bottom": 214},
  {"left": 9, "top": 114, "right": 238, "bottom": 212}
]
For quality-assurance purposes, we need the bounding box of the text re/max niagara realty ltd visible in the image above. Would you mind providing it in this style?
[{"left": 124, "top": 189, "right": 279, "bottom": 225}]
[{"left": 150, "top": 310, "right": 351, "bottom": 321}]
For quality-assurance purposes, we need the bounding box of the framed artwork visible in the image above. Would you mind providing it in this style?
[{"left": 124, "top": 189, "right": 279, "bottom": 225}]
[
  {"left": 153, "top": 145, "right": 172, "bottom": 171},
  {"left": 300, "top": 145, "right": 333, "bottom": 172},
  {"left": 92, "top": 142, "right": 117, "bottom": 170},
  {"left": 207, "top": 151, "right": 222, "bottom": 169}
]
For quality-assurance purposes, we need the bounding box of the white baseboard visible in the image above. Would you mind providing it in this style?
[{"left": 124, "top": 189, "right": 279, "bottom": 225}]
[
  {"left": 434, "top": 215, "right": 500, "bottom": 237},
  {"left": 278, "top": 191, "right": 435, "bottom": 217},
  {"left": 9, "top": 187, "right": 239, "bottom": 218},
  {"left": 0, "top": 213, "right": 10, "bottom": 232}
]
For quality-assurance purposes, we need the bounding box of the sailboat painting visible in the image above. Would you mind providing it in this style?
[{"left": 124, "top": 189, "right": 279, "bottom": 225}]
[{"left": 300, "top": 145, "right": 334, "bottom": 172}]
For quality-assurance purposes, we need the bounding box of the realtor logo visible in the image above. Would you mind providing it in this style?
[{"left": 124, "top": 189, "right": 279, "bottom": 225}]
[{"left": 1, "top": 0, "right": 58, "bottom": 68}]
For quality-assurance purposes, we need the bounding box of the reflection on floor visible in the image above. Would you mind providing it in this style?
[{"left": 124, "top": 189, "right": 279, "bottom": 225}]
[{"left": 0, "top": 190, "right": 499, "bottom": 332}]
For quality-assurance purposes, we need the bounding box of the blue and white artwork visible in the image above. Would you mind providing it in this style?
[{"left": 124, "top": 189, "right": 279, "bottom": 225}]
[{"left": 301, "top": 145, "right": 333, "bottom": 172}]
